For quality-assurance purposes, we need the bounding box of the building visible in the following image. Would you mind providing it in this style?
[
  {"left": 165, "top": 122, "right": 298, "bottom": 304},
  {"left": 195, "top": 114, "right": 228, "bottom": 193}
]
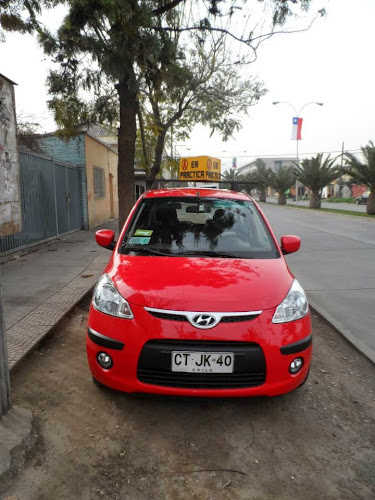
[
  {"left": 38, "top": 131, "right": 119, "bottom": 228},
  {"left": 237, "top": 157, "right": 297, "bottom": 176},
  {"left": 87, "top": 125, "right": 147, "bottom": 199},
  {"left": 237, "top": 157, "right": 298, "bottom": 197},
  {"left": 0, "top": 74, "right": 22, "bottom": 236}
]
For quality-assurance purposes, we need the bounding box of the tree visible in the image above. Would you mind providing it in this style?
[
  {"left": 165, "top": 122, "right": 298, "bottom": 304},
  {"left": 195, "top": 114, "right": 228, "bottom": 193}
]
[
  {"left": 294, "top": 154, "right": 340, "bottom": 209},
  {"left": 250, "top": 159, "right": 272, "bottom": 202},
  {"left": 269, "top": 166, "right": 295, "bottom": 205},
  {"left": 221, "top": 168, "right": 240, "bottom": 182},
  {"left": 345, "top": 141, "right": 375, "bottom": 215},
  {"left": 35, "top": 1, "right": 320, "bottom": 228},
  {"left": 0, "top": 0, "right": 44, "bottom": 40},
  {"left": 139, "top": 36, "right": 266, "bottom": 185},
  {"left": 16, "top": 114, "right": 43, "bottom": 152},
  {"left": 1, "top": 1, "right": 322, "bottom": 227}
]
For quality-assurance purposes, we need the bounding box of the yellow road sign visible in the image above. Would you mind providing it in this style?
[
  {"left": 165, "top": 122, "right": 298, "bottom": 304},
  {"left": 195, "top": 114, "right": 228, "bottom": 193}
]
[{"left": 179, "top": 156, "right": 221, "bottom": 181}]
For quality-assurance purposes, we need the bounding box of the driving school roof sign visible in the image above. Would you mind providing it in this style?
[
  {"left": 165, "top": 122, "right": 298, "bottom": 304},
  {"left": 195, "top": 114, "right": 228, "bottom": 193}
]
[{"left": 179, "top": 156, "right": 221, "bottom": 181}]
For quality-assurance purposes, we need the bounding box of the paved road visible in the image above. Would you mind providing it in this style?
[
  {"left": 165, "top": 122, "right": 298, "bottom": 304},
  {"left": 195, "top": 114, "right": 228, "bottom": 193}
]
[
  {"left": 261, "top": 203, "right": 375, "bottom": 363},
  {"left": 268, "top": 197, "right": 367, "bottom": 212}
]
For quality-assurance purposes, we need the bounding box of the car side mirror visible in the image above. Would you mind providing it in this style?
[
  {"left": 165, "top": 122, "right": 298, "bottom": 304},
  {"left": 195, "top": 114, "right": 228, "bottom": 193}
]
[
  {"left": 96, "top": 229, "right": 116, "bottom": 250},
  {"left": 280, "top": 235, "right": 301, "bottom": 255}
]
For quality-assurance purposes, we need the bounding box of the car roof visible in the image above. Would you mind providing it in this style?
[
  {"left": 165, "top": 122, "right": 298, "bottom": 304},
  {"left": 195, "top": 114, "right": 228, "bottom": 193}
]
[{"left": 143, "top": 187, "right": 252, "bottom": 201}]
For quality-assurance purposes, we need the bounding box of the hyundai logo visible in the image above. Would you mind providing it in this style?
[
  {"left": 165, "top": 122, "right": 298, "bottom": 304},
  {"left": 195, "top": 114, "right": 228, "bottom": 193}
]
[{"left": 191, "top": 314, "right": 218, "bottom": 329}]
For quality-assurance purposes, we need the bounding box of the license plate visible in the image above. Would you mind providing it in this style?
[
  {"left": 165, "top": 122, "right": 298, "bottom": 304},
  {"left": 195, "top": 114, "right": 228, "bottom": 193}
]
[{"left": 171, "top": 351, "right": 234, "bottom": 373}]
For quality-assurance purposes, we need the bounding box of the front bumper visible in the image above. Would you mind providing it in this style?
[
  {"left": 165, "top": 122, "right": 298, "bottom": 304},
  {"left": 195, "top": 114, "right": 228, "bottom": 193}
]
[{"left": 86, "top": 304, "right": 312, "bottom": 397}]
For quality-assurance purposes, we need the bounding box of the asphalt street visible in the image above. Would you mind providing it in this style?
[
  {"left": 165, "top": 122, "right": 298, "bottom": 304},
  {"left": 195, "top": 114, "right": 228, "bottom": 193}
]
[
  {"left": 261, "top": 203, "right": 375, "bottom": 363},
  {"left": 284, "top": 198, "right": 368, "bottom": 212}
]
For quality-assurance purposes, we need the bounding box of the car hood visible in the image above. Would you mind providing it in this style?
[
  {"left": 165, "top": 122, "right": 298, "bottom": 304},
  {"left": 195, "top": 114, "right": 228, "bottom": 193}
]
[{"left": 106, "top": 254, "right": 294, "bottom": 312}]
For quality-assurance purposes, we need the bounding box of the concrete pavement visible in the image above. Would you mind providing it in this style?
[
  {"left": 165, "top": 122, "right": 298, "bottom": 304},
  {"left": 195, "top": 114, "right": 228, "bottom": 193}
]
[
  {"left": 261, "top": 203, "right": 375, "bottom": 364},
  {"left": 0, "top": 220, "right": 117, "bottom": 369}
]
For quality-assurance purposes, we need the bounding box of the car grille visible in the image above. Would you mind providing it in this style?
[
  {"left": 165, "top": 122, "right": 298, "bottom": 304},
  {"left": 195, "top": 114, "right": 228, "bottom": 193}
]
[
  {"left": 137, "top": 339, "right": 266, "bottom": 389},
  {"left": 147, "top": 311, "right": 260, "bottom": 323}
]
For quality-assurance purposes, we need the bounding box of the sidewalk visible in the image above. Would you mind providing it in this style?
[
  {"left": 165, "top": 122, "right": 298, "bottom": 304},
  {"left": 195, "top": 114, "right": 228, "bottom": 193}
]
[{"left": 0, "top": 220, "right": 118, "bottom": 369}]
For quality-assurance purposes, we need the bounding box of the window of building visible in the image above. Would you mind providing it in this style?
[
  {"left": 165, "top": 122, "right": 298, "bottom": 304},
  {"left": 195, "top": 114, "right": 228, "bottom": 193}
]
[
  {"left": 135, "top": 184, "right": 146, "bottom": 199},
  {"left": 274, "top": 160, "right": 282, "bottom": 170},
  {"left": 94, "top": 167, "right": 106, "bottom": 198}
]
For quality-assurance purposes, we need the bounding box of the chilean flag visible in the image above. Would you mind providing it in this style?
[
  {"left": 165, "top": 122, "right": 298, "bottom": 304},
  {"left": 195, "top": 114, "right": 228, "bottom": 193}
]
[{"left": 291, "top": 117, "right": 303, "bottom": 140}]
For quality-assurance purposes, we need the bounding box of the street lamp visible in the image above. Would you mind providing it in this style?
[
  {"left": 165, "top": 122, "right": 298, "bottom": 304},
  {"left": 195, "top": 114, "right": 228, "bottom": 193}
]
[{"left": 273, "top": 101, "right": 324, "bottom": 204}]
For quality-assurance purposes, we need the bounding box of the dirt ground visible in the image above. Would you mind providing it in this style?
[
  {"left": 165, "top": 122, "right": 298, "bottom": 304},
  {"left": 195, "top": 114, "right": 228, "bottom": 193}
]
[{"left": 1, "top": 296, "right": 375, "bottom": 500}]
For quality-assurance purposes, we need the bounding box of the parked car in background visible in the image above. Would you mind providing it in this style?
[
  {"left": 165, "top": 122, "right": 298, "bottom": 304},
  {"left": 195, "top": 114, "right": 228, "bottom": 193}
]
[
  {"left": 356, "top": 192, "right": 369, "bottom": 204},
  {"left": 87, "top": 188, "right": 312, "bottom": 397}
]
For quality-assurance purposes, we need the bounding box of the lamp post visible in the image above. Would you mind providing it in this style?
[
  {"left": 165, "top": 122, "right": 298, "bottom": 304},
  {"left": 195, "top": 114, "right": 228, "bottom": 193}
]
[{"left": 273, "top": 101, "right": 324, "bottom": 204}]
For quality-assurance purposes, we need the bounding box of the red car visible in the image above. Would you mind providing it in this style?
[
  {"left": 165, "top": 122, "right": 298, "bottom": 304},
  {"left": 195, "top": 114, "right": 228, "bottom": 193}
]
[{"left": 87, "top": 188, "right": 312, "bottom": 397}]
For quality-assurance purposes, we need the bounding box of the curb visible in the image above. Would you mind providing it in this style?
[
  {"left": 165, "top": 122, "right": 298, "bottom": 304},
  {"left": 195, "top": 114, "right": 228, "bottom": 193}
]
[
  {"left": 308, "top": 298, "right": 375, "bottom": 366},
  {"left": 0, "top": 406, "right": 34, "bottom": 490}
]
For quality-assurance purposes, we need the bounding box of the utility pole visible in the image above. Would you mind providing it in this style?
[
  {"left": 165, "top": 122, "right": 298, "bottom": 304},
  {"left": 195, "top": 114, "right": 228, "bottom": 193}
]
[
  {"left": 340, "top": 141, "right": 345, "bottom": 197},
  {"left": 0, "top": 283, "right": 11, "bottom": 416}
]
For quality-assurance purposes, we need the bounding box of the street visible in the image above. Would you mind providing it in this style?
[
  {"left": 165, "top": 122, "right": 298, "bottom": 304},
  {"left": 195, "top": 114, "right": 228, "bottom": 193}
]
[
  {"left": 275, "top": 198, "right": 368, "bottom": 213},
  {"left": 2, "top": 296, "right": 375, "bottom": 500},
  {"left": 261, "top": 203, "right": 375, "bottom": 363}
]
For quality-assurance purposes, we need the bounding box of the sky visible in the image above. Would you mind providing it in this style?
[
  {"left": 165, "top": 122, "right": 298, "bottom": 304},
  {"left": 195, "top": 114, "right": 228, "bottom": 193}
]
[{"left": 1, "top": 0, "right": 374, "bottom": 172}]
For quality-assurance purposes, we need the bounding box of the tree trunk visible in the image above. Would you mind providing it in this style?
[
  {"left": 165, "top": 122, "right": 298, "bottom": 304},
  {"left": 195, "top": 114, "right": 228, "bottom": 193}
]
[
  {"left": 309, "top": 191, "right": 321, "bottom": 209},
  {"left": 150, "top": 129, "right": 166, "bottom": 181},
  {"left": 367, "top": 191, "right": 375, "bottom": 215},
  {"left": 278, "top": 192, "right": 286, "bottom": 205},
  {"left": 117, "top": 79, "right": 138, "bottom": 230},
  {"left": 259, "top": 188, "right": 266, "bottom": 202}
]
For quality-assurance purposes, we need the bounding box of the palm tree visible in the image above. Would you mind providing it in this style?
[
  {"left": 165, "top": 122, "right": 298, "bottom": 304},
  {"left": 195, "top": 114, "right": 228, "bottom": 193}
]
[
  {"left": 237, "top": 172, "right": 255, "bottom": 196},
  {"left": 345, "top": 141, "right": 375, "bottom": 215},
  {"left": 294, "top": 154, "right": 340, "bottom": 209},
  {"left": 269, "top": 166, "right": 295, "bottom": 205},
  {"left": 251, "top": 159, "right": 272, "bottom": 202},
  {"left": 221, "top": 168, "right": 239, "bottom": 182}
]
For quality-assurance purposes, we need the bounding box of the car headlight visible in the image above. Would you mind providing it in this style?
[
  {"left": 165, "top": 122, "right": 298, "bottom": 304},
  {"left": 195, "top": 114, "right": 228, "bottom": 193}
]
[
  {"left": 93, "top": 274, "right": 133, "bottom": 319},
  {"left": 272, "top": 279, "right": 308, "bottom": 323}
]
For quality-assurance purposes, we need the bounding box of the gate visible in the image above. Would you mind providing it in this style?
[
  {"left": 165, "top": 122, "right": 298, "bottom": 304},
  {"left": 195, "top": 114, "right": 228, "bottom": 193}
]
[{"left": 0, "top": 151, "right": 83, "bottom": 254}]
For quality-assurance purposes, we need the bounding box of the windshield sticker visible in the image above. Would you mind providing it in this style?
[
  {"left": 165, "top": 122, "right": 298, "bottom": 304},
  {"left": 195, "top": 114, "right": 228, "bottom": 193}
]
[
  {"left": 135, "top": 229, "right": 153, "bottom": 236},
  {"left": 129, "top": 236, "right": 151, "bottom": 245}
]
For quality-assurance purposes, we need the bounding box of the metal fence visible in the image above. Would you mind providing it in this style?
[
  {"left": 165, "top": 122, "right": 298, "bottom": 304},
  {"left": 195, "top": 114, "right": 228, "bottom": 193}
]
[{"left": 0, "top": 150, "right": 83, "bottom": 254}]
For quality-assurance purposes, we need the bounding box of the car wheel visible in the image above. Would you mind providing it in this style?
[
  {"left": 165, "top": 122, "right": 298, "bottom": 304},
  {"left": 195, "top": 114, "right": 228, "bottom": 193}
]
[
  {"left": 92, "top": 376, "right": 107, "bottom": 389},
  {"left": 298, "top": 368, "right": 310, "bottom": 388},
  {"left": 356, "top": 200, "right": 360, "bottom": 204}
]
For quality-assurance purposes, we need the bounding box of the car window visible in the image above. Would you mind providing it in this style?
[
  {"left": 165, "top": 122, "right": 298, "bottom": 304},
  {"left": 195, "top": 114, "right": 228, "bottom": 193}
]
[{"left": 120, "top": 197, "right": 279, "bottom": 259}]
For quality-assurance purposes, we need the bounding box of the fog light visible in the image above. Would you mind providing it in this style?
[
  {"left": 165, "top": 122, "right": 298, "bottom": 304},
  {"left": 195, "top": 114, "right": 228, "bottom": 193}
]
[
  {"left": 289, "top": 357, "right": 303, "bottom": 374},
  {"left": 97, "top": 352, "right": 113, "bottom": 369}
]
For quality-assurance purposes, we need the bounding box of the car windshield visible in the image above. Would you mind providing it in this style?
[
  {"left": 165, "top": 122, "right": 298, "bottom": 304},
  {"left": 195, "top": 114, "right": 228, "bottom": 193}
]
[{"left": 120, "top": 197, "right": 279, "bottom": 259}]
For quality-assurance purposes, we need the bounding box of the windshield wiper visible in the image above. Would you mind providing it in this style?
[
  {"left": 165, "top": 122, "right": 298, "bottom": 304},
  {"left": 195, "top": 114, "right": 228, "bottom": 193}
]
[
  {"left": 123, "top": 246, "right": 173, "bottom": 256},
  {"left": 172, "top": 250, "right": 241, "bottom": 258}
]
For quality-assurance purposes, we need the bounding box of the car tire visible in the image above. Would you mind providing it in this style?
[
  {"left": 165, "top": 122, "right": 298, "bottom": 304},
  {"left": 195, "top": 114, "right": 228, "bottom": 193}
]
[
  {"left": 356, "top": 200, "right": 360, "bottom": 205},
  {"left": 92, "top": 376, "right": 107, "bottom": 389},
  {"left": 298, "top": 367, "right": 310, "bottom": 388}
]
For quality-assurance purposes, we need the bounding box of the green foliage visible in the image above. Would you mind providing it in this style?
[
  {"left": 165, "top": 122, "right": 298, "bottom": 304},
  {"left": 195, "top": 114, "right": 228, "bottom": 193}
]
[
  {"left": 0, "top": 0, "right": 41, "bottom": 39},
  {"left": 269, "top": 166, "right": 295, "bottom": 193},
  {"left": 345, "top": 141, "right": 375, "bottom": 192},
  {"left": 294, "top": 154, "right": 341, "bottom": 194},
  {"left": 221, "top": 168, "right": 239, "bottom": 182},
  {"left": 249, "top": 159, "right": 272, "bottom": 190},
  {"left": 326, "top": 197, "right": 356, "bottom": 204},
  {"left": 16, "top": 114, "right": 43, "bottom": 151}
]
